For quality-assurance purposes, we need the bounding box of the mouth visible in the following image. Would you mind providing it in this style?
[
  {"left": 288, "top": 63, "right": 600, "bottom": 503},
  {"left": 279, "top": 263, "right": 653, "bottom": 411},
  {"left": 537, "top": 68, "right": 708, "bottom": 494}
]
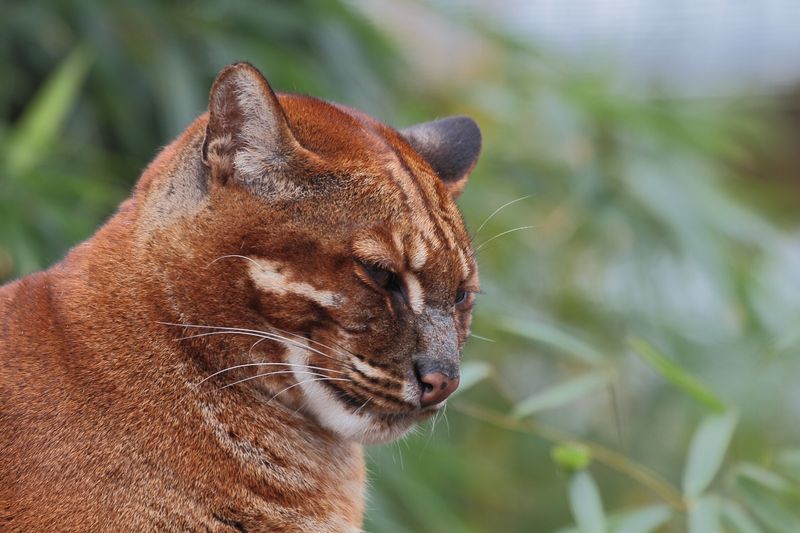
[
  {"left": 309, "top": 379, "right": 448, "bottom": 444},
  {"left": 377, "top": 404, "right": 441, "bottom": 423},
  {"left": 279, "top": 336, "right": 460, "bottom": 444}
]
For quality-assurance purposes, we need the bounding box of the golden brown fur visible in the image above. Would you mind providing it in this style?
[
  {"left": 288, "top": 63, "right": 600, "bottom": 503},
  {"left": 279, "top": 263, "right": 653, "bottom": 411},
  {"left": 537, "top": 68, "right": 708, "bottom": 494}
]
[{"left": 0, "top": 63, "right": 481, "bottom": 531}]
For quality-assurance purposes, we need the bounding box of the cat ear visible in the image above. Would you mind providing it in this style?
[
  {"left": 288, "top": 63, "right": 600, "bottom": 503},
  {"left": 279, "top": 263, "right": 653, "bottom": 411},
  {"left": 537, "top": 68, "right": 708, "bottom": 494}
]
[
  {"left": 401, "top": 116, "right": 481, "bottom": 198},
  {"left": 202, "top": 62, "right": 303, "bottom": 189}
]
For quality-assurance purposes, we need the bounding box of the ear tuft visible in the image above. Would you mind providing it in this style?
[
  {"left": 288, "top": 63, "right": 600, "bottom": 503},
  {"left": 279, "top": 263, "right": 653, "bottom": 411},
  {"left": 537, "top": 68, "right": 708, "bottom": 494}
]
[
  {"left": 203, "top": 62, "right": 301, "bottom": 189},
  {"left": 401, "top": 116, "right": 481, "bottom": 198},
  {"left": 203, "top": 133, "right": 236, "bottom": 185}
]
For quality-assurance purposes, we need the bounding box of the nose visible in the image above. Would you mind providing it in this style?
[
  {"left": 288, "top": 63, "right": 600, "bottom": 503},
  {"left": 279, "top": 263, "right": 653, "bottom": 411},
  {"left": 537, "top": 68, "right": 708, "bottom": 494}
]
[{"left": 417, "top": 372, "right": 460, "bottom": 408}]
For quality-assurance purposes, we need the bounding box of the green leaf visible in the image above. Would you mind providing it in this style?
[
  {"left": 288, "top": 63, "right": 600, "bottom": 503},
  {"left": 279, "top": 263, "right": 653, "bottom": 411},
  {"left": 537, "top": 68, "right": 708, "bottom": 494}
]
[
  {"left": 734, "top": 463, "right": 796, "bottom": 495},
  {"left": 719, "top": 498, "right": 763, "bottom": 533},
  {"left": 513, "top": 373, "right": 609, "bottom": 418},
  {"left": 738, "top": 480, "right": 800, "bottom": 532},
  {"left": 555, "top": 505, "right": 671, "bottom": 533},
  {"left": 498, "top": 318, "right": 605, "bottom": 365},
  {"left": 682, "top": 410, "right": 738, "bottom": 498},
  {"left": 628, "top": 338, "right": 726, "bottom": 413},
  {"left": 552, "top": 442, "right": 592, "bottom": 473},
  {"left": 453, "top": 360, "right": 492, "bottom": 396},
  {"left": 5, "top": 45, "right": 93, "bottom": 176},
  {"left": 688, "top": 496, "right": 722, "bottom": 533},
  {"left": 776, "top": 449, "right": 800, "bottom": 482},
  {"left": 612, "top": 504, "right": 672, "bottom": 533},
  {"left": 568, "top": 470, "right": 607, "bottom": 533},
  {"left": 378, "top": 463, "right": 474, "bottom": 533}
]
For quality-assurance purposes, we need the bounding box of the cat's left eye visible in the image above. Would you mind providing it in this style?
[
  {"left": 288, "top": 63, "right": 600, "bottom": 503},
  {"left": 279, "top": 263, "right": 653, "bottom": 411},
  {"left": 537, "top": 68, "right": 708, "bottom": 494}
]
[
  {"left": 360, "top": 261, "right": 402, "bottom": 294},
  {"left": 455, "top": 290, "right": 469, "bottom": 305}
]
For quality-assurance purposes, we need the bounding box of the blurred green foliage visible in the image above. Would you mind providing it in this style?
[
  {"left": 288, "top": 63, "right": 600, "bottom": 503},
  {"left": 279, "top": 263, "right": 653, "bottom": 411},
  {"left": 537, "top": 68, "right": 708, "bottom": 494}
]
[{"left": 3, "top": 1, "right": 800, "bottom": 531}]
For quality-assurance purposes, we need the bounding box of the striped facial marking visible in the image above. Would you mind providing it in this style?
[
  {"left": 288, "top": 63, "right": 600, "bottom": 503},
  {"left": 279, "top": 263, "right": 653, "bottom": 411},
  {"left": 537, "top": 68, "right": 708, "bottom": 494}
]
[{"left": 284, "top": 340, "right": 413, "bottom": 444}]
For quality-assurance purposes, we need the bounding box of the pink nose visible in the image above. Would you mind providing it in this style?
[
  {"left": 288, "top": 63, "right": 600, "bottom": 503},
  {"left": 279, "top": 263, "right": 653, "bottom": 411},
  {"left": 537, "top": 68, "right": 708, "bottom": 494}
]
[{"left": 419, "top": 372, "right": 460, "bottom": 407}]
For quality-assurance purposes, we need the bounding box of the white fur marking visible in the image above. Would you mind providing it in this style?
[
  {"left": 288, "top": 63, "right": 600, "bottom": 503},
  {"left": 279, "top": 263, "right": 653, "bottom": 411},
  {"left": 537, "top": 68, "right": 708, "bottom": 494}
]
[
  {"left": 248, "top": 259, "right": 342, "bottom": 308},
  {"left": 286, "top": 343, "right": 375, "bottom": 440},
  {"left": 410, "top": 236, "right": 428, "bottom": 271},
  {"left": 285, "top": 341, "right": 414, "bottom": 444},
  {"left": 403, "top": 272, "right": 425, "bottom": 314},
  {"left": 456, "top": 247, "right": 470, "bottom": 279},
  {"left": 353, "top": 238, "right": 392, "bottom": 266},
  {"left": 392, "top": 231, "right": 405, "bottom": 256}
]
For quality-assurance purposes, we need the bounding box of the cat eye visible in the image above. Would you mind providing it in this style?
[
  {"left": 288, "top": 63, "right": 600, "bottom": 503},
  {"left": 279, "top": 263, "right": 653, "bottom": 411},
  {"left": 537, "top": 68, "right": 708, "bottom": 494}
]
[
  {"left": 455, "top": 290, "right": 469, "bottom": 305},
  {"left": 360, "top": 261, "right": 402, "bottom": 294}
]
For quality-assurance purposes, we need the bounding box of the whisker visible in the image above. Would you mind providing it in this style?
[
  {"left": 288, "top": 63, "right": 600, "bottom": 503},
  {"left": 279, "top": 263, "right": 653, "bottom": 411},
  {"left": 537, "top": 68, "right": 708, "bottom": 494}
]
[
  {"left": 178, "top": 330, "right": 352, "bottom": 369},
  {"left": 166, "top": 322, "right": 352, "bottom": 361},
  {"left": 475, "top": 225, "right": 537, "bottom": 252},
  {"left": 257, "top": 322, "right": 372, "bottom": 365},
  {"left": 161, "top": 323, "right": 355, "bottom": 371},
  {"left": 429, "top": 408, "right": 440, "bottom": 437},
  {"left": 207, "top": 254, "right": 262, "bottom": 270},
  {"left": 257, "top": 323, "right": 365, "bottom": 363},
  {"left": 160, "top": 321, "right": 369, "bottom": 372},
  {"left": 198, "top": 361, "right": 347, "bottom": 386},
  {"left": 474, "top": 195, "right": 532, "bottom": 236},
  {"left": 248, "top": 336, "right": 268, "bottom": 356},
  {"left": 264, "top": 377, "right": 353, "bottom": 403},
  {"left": 394, "top": 440, "right": 405, "bottom": 470},
  {"left": 469, "top": 333, "right": 496, "bottom": 343},
  {"left": 352, "top": 398, "right": 372, "bottom": 416},
  {"left": 219, "top": 370, "right": 341, "bottom": 390}
]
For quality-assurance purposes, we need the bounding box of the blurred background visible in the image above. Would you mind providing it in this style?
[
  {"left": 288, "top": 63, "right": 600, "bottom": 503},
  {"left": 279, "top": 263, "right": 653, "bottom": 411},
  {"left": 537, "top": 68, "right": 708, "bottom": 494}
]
[{"left": 3, "top": 0, "right": 800, "bottom": 531}]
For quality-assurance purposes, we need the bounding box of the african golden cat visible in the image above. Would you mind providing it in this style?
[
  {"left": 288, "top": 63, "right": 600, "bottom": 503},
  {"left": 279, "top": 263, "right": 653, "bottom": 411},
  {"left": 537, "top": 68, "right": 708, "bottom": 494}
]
[{"left": 0, "top": 62, "right": 481, "bottom": 531}]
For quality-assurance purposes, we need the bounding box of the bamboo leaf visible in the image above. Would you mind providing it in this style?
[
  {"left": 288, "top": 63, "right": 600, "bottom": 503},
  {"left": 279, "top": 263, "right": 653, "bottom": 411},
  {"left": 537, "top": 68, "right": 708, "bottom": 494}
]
[
  {"left": 453, "top": 360, "right": 492, "bottom": 396},
  {"left": 719, "top": 498, "right": 763, "bottom": 533},
  {"left": 629, "top": 338, "right": 726, "bottom": 413},
  {"left": 514, "top": 373, "right": 609, "bottom": 418},
  {"left": 688, "top": 496, "right": 722, "bottom": 533},
  {"left": 738, "top": 480, "right": 800, "bottom": 532},
  {"left": 612, "top": 504, "right": 672, "bottom": 533},
  {"left": 682, "top": 410, "right": 739, "bottom": 498},
  {"left": 776, "top": 449, "right": 800, "bottom": 482},
  {"left": 568, "top": 470, "right": 607, "bottom": 533},
  {"left": 5, "top": 45, "right": 93, "bottom": 176},
  {"left": 499, "top": 318, "right": 605, "bottom": 365},
  {"left": 734, "top": 463, "right": 796, "bottom": 495},
  {"left": 555, "top": 505, "right": 672, "bottom": 533}
]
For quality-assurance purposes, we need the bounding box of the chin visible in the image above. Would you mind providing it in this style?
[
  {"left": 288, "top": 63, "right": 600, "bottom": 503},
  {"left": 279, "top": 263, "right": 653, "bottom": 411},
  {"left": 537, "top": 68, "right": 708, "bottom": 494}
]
[
  {"left": 296, "top": 373, "right": 440, "bottom": 444},
  {"left": 355, "top": 410, "right": 437, "bottom": 445}
]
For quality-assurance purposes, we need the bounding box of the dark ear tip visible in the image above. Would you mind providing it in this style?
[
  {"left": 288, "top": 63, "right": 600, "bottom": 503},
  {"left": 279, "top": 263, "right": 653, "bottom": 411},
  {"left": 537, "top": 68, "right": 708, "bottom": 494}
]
[
  {"left": 446, "top": 115, "right": 482, "bottom": 153},
  {"left": 400, "top": 115, "right": 482, "bottom": 197},
  {"left": 443, "top": 115, "right": 481, "bottom": 133},
  {"left": 413, "top": 115, "right": 482, "bottom": 156}
]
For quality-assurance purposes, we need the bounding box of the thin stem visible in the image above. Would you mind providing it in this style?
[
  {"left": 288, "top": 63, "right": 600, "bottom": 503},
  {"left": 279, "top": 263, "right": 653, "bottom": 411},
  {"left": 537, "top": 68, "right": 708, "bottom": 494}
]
[{"left": 452, "top": 401, "right": 687, "bottom": 512}]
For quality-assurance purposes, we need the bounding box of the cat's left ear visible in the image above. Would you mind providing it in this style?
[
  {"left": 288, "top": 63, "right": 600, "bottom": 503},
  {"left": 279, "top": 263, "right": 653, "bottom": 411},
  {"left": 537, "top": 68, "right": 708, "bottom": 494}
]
[{"left": 401, "top": 116, "right": 481, "bottom": 198}]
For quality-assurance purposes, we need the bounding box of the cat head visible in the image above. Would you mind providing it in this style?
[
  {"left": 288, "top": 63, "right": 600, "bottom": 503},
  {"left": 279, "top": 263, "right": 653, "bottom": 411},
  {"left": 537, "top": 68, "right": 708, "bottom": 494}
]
[{"left": 160, "top": 63, "right": 481, "bottom": 444}]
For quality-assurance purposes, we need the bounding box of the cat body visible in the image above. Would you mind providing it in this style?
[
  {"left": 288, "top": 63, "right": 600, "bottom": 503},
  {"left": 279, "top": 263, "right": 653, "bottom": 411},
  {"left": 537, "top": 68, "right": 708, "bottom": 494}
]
[{"left": 0, "top": 63, "right": 480, "bottom": 531}]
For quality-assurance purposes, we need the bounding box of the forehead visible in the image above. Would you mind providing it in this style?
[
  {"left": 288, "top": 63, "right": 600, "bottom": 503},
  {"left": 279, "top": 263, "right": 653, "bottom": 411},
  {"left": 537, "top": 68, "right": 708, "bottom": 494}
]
[
  {"left": 277, "top": 94, "right": 476, "bottom": 278},
  {"left": 279, "top": 93, "right": 388, "bottom": 160}
]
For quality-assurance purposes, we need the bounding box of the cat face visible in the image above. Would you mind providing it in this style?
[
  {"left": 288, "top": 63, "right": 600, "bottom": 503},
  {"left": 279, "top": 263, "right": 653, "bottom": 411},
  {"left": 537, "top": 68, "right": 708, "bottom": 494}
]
[{"left": 170, "top": 63, "right": 480, "bottom": 444}]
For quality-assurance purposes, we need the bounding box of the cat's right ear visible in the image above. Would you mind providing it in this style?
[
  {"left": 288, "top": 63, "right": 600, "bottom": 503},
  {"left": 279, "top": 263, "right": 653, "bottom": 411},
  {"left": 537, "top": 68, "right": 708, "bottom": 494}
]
[{"left": 202, "top": 62, "right": 304, "bottom": 190}]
